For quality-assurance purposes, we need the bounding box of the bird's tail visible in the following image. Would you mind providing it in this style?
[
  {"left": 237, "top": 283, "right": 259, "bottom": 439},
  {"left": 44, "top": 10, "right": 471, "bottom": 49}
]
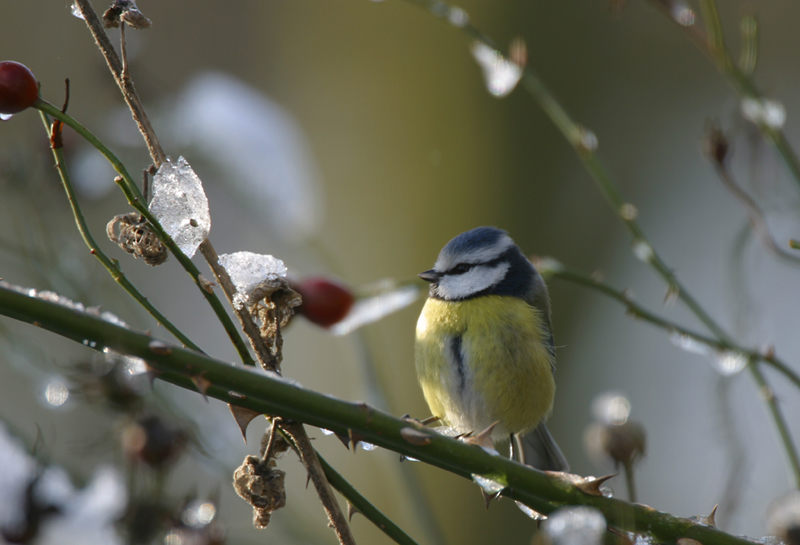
[{"left": 512, "top": 423, "right": 569, "bottom": 472}]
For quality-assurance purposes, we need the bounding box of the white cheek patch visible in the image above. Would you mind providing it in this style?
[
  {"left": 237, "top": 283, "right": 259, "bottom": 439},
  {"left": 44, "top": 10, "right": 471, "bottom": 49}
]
[
  {"left": 434, "top": 234, "right": 514, "bottom": 271},
  {"left": 436, "top": 262, "right": 510, "bottom": 300}
]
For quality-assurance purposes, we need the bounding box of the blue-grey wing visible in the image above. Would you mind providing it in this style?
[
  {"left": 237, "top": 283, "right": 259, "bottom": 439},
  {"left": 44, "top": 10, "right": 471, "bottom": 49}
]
[{"left": 523, "top": 266, "right": 556, "bottom": 371}]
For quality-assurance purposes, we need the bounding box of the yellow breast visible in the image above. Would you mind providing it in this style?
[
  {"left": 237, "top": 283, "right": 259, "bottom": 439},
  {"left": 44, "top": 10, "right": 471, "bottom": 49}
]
[{"left": 415, "top": 295, "right": 555, "bottom": 437}]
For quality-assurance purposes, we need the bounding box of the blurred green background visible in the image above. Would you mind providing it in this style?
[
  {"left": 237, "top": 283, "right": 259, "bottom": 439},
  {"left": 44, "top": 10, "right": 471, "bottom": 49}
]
[{"left": 2, "top": 1, "right": 800, "bottom": 543}]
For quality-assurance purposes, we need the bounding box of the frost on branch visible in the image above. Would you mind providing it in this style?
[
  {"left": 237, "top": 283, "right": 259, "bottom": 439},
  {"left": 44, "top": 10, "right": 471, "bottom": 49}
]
[{"left": 148, "top": 156, "right": 211, "bottom": 258}]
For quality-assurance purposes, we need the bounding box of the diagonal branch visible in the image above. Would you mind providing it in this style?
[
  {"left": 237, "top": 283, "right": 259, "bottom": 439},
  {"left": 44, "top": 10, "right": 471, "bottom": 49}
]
[{"left": 0, "top": 282, "right": 764, "bottom": 545}]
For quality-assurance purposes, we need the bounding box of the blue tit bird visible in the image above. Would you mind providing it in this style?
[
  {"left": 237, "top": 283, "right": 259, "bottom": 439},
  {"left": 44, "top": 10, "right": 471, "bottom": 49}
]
[{"left": 415, "top": 226, "right": 568, "bottom": 471}]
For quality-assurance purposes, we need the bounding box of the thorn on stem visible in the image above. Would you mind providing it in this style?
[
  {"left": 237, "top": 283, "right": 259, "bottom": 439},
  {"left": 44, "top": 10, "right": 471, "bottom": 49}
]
[{"left": 228, "top": 403, "right": 261, "bottom": 443}]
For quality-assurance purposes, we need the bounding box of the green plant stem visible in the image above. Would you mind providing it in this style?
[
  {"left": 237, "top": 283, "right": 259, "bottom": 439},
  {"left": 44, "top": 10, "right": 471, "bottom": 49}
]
[
  {"left": 549, "top": 263, "right": 800, "bottom": 488},
  {"left": 623, "top": 460, "right": 637, "bottom": 504},
  {"left": 38, "top": 111, "right": 203, "bottom": 353},
  {"left": 651, "top": 0, "right": 800, "bottom": 187},
  {"left": 521, "top": 48, "right": 800, "bottom": 484},
  {"left": 746, "top": 361, "right": 800, "bottom": 486},
  {"left": 710, "top": 160, "right": 800, "bottom": 265},
  {"left": 547, "top": 264, "right": 800, "bottom": 390},
  {"left": 317, "top": 454, "right": 421, "bottom": 545},
  {"left": 274, "top": 423, "right": 415, "bottom": 545},
  {"left": 33, "top": 98, "right": 255, "bottom": 368},
  {"left": 698, "top": 0, "right": 800, "bottom": 185},
  {"left": 0, "top": 283, "right": 762, "bottom": 545}
]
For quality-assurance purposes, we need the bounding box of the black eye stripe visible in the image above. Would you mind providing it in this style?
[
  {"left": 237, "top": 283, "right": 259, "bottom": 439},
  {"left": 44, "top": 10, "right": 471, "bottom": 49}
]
[{"left": 447, "top": 252, "right": 508, "bottom": 275}]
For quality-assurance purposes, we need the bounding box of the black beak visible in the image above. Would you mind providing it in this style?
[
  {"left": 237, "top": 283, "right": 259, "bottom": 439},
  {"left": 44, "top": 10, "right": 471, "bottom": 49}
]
[{"left": 418, "top": 269, "right": 441, "bottom": 283}]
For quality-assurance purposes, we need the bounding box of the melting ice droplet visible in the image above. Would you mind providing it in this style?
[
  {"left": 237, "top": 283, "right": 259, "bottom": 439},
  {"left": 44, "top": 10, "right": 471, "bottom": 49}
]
[
  {"left": 470, "top": 42, "right": 523, "bottom": 98},
  {"left": 741, "top": 97, "right": 787, "bottom": 130},
  {"left": 149, "top": 156, "right": 211, "bottom": 258},
  {"left": 515, "top": 501, "right": 546, "bottom": 520},
  {"left": 42, "top": 377, "right": 70, "bottom": 408},
  {"left": 670, "top": 1, "right": 696, "bottom": 27},
  {"left": 712, "top": 350, "right": 748, "bottom": 376},
  {"left": 669, "top": 332, "right": 713, "bottom": 357},
  {"left": 632, "top": 239, "right": 654, "bottom": 263},
  {"left": 70, "top": 1, "right": 85, "bottom": 19},
  {"left": 471, "top": 474, "right": 505, "bottom": 495}
]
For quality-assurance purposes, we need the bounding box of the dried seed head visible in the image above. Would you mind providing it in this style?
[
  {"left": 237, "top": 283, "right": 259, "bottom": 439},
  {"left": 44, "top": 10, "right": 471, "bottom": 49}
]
[
  {"left": 704, "top": 124, "right": 729, "bottom": 165},
  {"left": 232, "top": 455, "right": 287, "bottom": 529},
  {"left": 584, "top": 420, "right": 646, "bottom": 468},
  {"left": 107, "top": 213, "right": 168, "bottom": 266},
  {"left": 767, "top": 491, "right": 800, "bottom": 545},
  {"left": 102, "top": 0, "right": 152, "bottom": 29}
]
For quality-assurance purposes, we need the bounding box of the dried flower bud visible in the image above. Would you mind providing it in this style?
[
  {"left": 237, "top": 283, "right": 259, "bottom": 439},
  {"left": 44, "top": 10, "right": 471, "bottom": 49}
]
[
  {"left": 584, "top": 420, "right": 646, "bottom": 468},
  {"left": 102, "top": 0, "right": 152, "bottom": 29},
  {"left": 704, "top": 124, "right": 729, "bottom": 165},
  {"left": 767, "top": 491, "right": 800, "bottom": 545},
  {"left": 232, "top": 455, "right": 286, "bottom": 529},
  {"left": 107, "top": 212, "right": 168, "bottom": 265}
]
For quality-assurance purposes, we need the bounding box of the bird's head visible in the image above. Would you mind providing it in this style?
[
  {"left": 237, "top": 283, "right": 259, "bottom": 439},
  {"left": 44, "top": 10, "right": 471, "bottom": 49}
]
[{"left": 419, "top": 226, "right": 538, "bottom": 301}]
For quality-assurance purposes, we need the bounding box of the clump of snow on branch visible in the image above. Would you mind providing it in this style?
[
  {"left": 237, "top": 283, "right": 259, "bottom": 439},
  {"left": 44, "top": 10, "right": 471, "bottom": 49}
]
[
  {"left": 149, "top": 156, "right": 211, "bottom": 258},
  {"left": 218, "top": 252, "right": 289, "bottom": 309}
]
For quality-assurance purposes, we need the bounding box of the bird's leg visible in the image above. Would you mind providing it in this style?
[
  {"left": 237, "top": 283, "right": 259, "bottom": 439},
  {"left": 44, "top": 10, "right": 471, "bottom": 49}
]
[
  {"left": 401, "top": 414, "right": 441, "bottom": 427},
  {"left": 462, "top": 421, "right": 500, "bottom": 451}
]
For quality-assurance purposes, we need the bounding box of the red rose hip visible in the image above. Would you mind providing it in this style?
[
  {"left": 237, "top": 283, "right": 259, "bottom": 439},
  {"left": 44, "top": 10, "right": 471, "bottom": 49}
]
[
  {"left": 293, "top": 277, "right": 354, "bottom": 327},
  {"left": 0, "top": 61, "right": 39, "bottom": 115}
]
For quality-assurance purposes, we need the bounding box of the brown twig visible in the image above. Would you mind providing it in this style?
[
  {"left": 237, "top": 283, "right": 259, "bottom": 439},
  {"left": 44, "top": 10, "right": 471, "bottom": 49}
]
[
  {"left": 73, "top": 0, "right": 165, "bottom": 167},
  {"left": 196, "top": 241, "right": 282, "bottom": 371},
  {"left": 715, "top": 165, "right": 800, "bottom": 263},
  {"left": 705, "top": 127, "right": 800, "bottom": 264},
  {"left": 72, "top": 1, "right": 354, "bottom": 541},
  {"left": 282, "top": 422, "right": 357, "bottom": 545}
]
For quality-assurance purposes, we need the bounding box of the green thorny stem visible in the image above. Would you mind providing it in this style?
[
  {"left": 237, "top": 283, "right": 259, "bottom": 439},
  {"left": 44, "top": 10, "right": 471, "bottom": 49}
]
[
  {"left": 402, "top": 0, "right": 800, "bottom": 489},
  {"left": 0, "top": 284, "right": 766, "bottom": 545},
  {"left": 38, "top": 110, "right": 203, "bottom": 354},
  {"left": 545, "top": 263, "right": 800, "bottom": 486},
  {"left": 546, "top": 264, "right": 800, "bottom": 391}
]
